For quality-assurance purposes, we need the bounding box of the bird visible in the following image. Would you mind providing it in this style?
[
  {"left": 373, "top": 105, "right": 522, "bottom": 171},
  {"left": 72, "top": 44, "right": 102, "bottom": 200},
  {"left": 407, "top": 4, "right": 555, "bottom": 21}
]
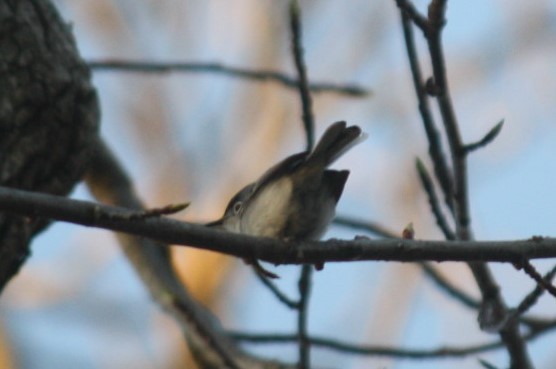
[{"left": 208, "top": 121, "right": 365, "bottom": 277}]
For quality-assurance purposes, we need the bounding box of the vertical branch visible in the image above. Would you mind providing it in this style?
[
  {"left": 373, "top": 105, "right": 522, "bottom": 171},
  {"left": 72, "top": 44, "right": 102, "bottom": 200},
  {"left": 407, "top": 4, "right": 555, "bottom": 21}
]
[
  {"left": 423, "top": 0, "right": 511, "bottom": 340},
  {"left": 399, "top": 6, "right": 454, "bottom": 212},
  {"left": 396, "top": 1, "right": 534, "bottom": 368},
  {"left": 289, "top": 1, "right": 315, "bottom": 367},
  {"left": 424, "top": 0, "right": 469, "bottom": 239},
  {"left": 289, "top": 0, "right": 315, "bottom": 151},
  {"left": 297, "top": 265, "right": 313, "bottom": 369},
  {"left": 415, "top": 158, "right": 455, "bottom": 240}
]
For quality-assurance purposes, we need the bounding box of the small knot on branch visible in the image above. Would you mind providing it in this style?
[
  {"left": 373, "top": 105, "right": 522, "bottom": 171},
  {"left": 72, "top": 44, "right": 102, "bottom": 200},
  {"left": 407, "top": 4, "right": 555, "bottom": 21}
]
[{"left": 425, "top": 77, "right": 441, "bottom": 96}]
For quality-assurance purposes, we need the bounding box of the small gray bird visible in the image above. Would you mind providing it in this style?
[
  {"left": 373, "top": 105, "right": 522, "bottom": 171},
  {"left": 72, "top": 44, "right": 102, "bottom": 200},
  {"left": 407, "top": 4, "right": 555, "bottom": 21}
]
[{"left": 209, "top": 121, "right": 365, "bottom": 276}]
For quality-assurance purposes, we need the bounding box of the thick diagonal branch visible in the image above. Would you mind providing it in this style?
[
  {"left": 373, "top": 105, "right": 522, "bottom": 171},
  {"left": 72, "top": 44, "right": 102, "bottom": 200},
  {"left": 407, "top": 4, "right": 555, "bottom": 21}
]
[
  {"left": 84, "top": 137, "right": 296, "bottom": 369},
  {"left": 1, "top": 185, "right": 556, "bottom": 264}
]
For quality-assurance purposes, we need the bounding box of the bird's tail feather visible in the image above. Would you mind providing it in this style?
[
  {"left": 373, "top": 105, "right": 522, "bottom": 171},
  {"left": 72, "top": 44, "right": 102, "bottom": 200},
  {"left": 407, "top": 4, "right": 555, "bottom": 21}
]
[{"left": 308, "top": 121, "right": 365, "bottom": 166}]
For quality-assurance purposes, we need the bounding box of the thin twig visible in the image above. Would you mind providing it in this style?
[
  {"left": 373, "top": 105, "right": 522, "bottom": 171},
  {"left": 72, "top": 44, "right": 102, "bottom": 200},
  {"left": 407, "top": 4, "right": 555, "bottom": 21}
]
[
  {"left": 171, "top": 297, "right": 242, "bottom": 369},
  {"left": 84, "top": 138, "right": 244, "bottom": 369},
  {"left": 399, "top": 7, "right": 454, "bottom": 213},
  {"left": 253, "top": 270, "right": 300, "bottom": 309},
  {"left": 424, "top": 0, "right": 470, "bottom": 238},
  {"left": 395, "top": 0, "right": 429, "bottom": 31},
  {"left": 415, "top": 158, "right": 456, "bottom": 240},
  {"left": 395, "top": 1, "right": 533, "bottom": 366},
  {"left": 519, "top": 261, "right": 556, "bottom": 299},
  {"left": 88, "top": 60, "right": 369, "bottom": 97},
  {"left": 333, "top": 216, "right": 492, "bottom": 313},
  {"left": 289, "top": 0, "right": 315, "bottom": 151},
  {"left": 464, "top": 120, "right": 504, "bottom": 153},
  {"left": 230, "top": 318, "right": 556, "bottom": 358},
  {"left": 421, "top": 1, "right": 533, "bottom": 366},
  {"left": 479, "top": 359, "right": 501, "bottom": 369},
  {"left": 510, "top": 264, "right": 556, "bottom": 321},
  {"left": 333, "top": 216, "right": 551, "bottom": 330},
  {"left": 333, "top": 216, "right": 480, "bottom": 310},
  {"left": 4, "top": 186, "right": 556, "bottom": 263},
  {"left": 297, "top": 265, "right": 312, "bottom": 369},
  {"left": 333, "top": 216, "right": 399, "bottom": 239},
  {"left": 420, "top": 262, "right": 480, "bottom": 309},
  {"left": 288, "top": 1, "right": 316, "bottom": 367},
  {"left": 126, "top": 202, "right": 190, "bottom": 220}
]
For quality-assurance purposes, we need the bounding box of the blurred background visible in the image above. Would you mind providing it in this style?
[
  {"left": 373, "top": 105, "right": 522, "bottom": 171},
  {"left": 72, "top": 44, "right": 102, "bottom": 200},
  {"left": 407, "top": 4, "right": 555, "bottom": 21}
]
[{"left": 1, "top": 0, "right": 556, "bottom": 368}]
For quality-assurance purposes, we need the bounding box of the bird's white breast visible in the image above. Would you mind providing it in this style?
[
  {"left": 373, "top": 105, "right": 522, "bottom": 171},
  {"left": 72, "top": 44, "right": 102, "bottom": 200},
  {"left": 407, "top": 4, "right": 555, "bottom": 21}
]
[{"left": 240, "top": 177, "right": 293, "bottom": 237}]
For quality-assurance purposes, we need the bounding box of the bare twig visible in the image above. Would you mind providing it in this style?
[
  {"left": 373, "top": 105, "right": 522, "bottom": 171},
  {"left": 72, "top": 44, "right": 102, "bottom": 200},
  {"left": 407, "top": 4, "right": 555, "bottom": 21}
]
[
  {"left": 230, "top": 318, "right": 556, "bottom": 358},
  {"left": 423, "top": 4, "right": 532, "bottom": 367},
  {"left": 425, "top": 0, "right": 469, "bottom": 238},
  {"left": 289, "top": 0, "right": 315, "bottom": 151},
  {"left": 479, "top": 359, "right": 501, "bottom": 369},
  {"left": 84, "top": 138, "right": 244, "bottom": 369},
  {"left": 126, "top": 202, "right": 190, "bottom": 220},
  {"left": 297, "top": 265, "right": 312, "bottom": 369},
  {"left": 415, "top": 158, "right": 456, "bottom": 240},
  {"left": 333, "top": 216, "right": 553, "bottom": 332},
  {"left": 333, "top": 216, "right": 399, "bottom": 239},
  {"left": 519, "top": 261, "right": 556, "bottom": 299},
  {"left": 288, "top": 1, "right": 318, "bottom": 367},
  {"left": 171, "top": 297, "right": 243, "bottom": 369},
  {"left": 421, "top": 263, "right": 556, "bottom": 331},
  {"left": 395, "top": 0, "right": 428, "bottom": 32},
  {"left": 513, "top": 264, "right": 556, "bottom": 318},
  {"left": 332, "top": 216, "right": 480, "bottom": 312},
  {"left": 3, "top": 186, "right": 556, "bottom": 264},
  {"left": 420, "top": 262, "right": 479, "bottom": 309},
  {"left": 398, "top": 7, "right": 454, "bottom": 212},
  {"left": 253, "top": 270, "right": 300, "bottom": 309},
  {"left": 395, "top": 1, "right": 533, "bottom": 366},
  {"left": 88, "top": 60, "right": 369, "bottom": 97},
  {"left": 464, "top": 120, "right": 504, "bottom": 153},
  {"left": 333, "top": 216, "right": 487, "bottom": 313}
]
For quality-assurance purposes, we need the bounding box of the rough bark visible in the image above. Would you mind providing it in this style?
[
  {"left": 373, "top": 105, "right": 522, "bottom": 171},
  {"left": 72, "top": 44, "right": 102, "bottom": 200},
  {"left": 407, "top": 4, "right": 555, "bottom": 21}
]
[{"left": 0, "top": 0, "right": 99, "bottom": 291}]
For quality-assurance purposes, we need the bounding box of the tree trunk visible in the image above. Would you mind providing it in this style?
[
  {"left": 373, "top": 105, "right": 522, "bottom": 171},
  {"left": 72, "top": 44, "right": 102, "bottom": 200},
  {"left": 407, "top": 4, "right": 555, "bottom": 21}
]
[{"left": 0, "top": 0, "right": 99, "bottom": 292}]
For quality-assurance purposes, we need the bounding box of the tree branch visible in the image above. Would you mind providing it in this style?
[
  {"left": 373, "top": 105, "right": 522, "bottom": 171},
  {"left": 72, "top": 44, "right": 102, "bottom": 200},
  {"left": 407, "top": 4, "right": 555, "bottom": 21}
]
[
  {"left": 288, "top": 2, "right": 316, "bottom": 367},
  {"left": 88, "top": 59, "right": 369, "bottom": 97},
  {"left": 419, "top": 262, "right": 479, "bottom": 309},
  {"left": 289, "top": 0, "right": 315, "bottom": 151},
  {"left": 84, "top": 137, "right": 297, "bottom": 369},
  {"left": 395, "top": 0, "right": 429, "bottom": 32},
  {"left": 333, "top": 216, "right": 399, "bottom": 239},
  {"left": 333, "top": 217, "right": 555, "bottom": 332},
  {"left": 464, "top": 120, "right": 504, "bottom": 153},
  {"left": 253, "top": 270, "right": 300, "bottom": 309},
  {"left": 297, "top": 265, "right": 312, "bottom": 369},
  {"left": 513, "top": 264, "right": 556, "bottom": 319},
  {"left": 1, "top": 186, "right": 556, "bottom": 265},
  {"left": 424, "top": 5, "right": 532, "bottom": 367},
  {"left": 518, "top": 261, "right": 556, "bottom": 299},
  {"left": 395, "top": 2, "right": 534, "bottom": 366},
  {"left": 84, "top": 138, "right": 244, "bottom": 369},
  {"left": 230, "top": 318, "right": 556, "bottom": 359},
  {"left": 415, "top": 158, "right": 456, "bottom": 240},
  {"left": 425, "top": 0, "right": 469, "bottom": 238},
  {"left": 398, "top": 6, "right": 454, "bottom": 213}
]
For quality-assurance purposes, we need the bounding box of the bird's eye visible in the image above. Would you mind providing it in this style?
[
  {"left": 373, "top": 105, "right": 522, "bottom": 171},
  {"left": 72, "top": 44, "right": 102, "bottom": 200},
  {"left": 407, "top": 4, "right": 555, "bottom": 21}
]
[{"left": 232, "top": 201, "right": 243, "bottom": 214}]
